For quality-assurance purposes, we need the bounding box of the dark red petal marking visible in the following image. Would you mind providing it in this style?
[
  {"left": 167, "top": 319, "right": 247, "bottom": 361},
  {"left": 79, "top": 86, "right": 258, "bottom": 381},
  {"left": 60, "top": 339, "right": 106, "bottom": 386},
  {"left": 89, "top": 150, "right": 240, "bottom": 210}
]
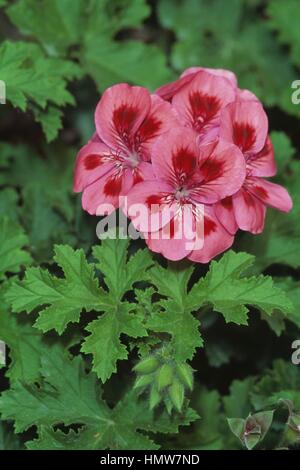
[
  {"left": 103, "top": 174, "right": 123, "bottom": 196},
  {"left": 200, "top": 157, "right": 224, "bottom": 182},
  {"left": 133, "top": 169, "right": 143, "bottom": 184},
  {"left": 146, "top": 194, "right": 165, "bottom": 208},
  {"left": 256, "top": 139, "right": 271, "bottom": 159},
  {"left": 221, "top": 196, "right": 233, "bottom": 209},
  {"left": 204, "top": 217, "right": 217, "bottom": 237},
  {"left": 162, "top": 216, "right": 180, "bottom": 239},
  {"left": 172, "top": 146, "right": 197, "bottom": 183},
  {"left": 247, "top": 138, "right": 272, "bottom": 169},
  {"left": 252, "top": 185, "right": 268, "bottom": 200},
  {"left": 113, "top": 104, "right": 138, "bottom": 135},
  {"left": 233, "top": 122, "right": 256, "bottom": 153},
  {"left": 243, "top": 190, "right": 255, "bottom": 207},
  {"left": 84, "top": 154, "right": 103, "bottom": 170},
  {"left": 168, "top": 217, "right": 176, "bottom": 239},
  {"left": 189, "top": 92, "right": 220, "bottom": 131},
  {"left": 137, "top": 115, "right": 162, "bottom": 143}
]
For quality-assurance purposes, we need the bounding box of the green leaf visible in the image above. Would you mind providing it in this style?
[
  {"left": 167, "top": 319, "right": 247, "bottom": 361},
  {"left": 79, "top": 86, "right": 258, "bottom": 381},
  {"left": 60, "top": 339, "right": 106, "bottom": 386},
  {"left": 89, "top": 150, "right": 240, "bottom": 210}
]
[
  {"left": 7, "top": 0, "right": 150, "bottom": 55},
  {"left": 32, "top": 106, "right": 63, "bottom": 142},
  {"left": 6, "top": 245, "right": 110, "bottom": 334},
  {"left": 0, "top": 189, "right": 19, "bottom": 221},
  {"left": 0, "top": 347, "right": 112, "bottom": 434},
  {"left": 0, "top": 346, "right": 196, "bottom": 449},
  {"left": 0, "top": 139, "right": 79, "bottom": 262},
  {"left": 147, "top": 262, "right": 203, "bottom": 361},
  {"left": 7, "top": 0, "right": 172, "bottom": 91},
  {"left": 252, "top": 161, "right": 300, "bottom": 270},
  {"left": 251, "top": 360, "right": 300, "bottom": 410},
  {"left": 0, "top": 422, "right": 21, "bottom": 450},
  {"left": 0, "top": 306, "right": 50, "bottom": 384},
  {"left": 267, "top": 0, "right": 300, "bottom": 67},
  {"left": 81, "top": 0, "right": 173, "bottom": 90},
  {"left": 81, "top": 303, "right": 147, "bottom": 382},
  {"left": 6, "top": 240, "right": 153, "bottom": 382},
  {"left": 224, "top": 378, "right": 255, "bottom": 418},
  {"left": 92, "top": 238, "right": 153, "bottom": 301},
  {"left": 0, "top": 40, "right": 79, "bottom": 109},
  {"left": 194, "top": 388, "right": 223, "bottom": 447},
  {"left": 275, "top": 278, "right": 300, "bottom": 328},
  {"left": 0, "top": 217, "right": 32, "bottom": 280},
  {"left": 2, "top": 143, "right": 74, "bottom": 222},
  {"left": 83, "top": 39, "right": 173, "bottom": 92},
  {"left": 0, "top": 40, "right": 80, "bottom": 139},
  {"left": 158, "top": 0, "right": 298, "bottom": 115},
  {"left": 7, "top": 0, "right": 85, "bottom": 55},
  {"left": 189, "top": 251, "right": 293, "bottom": 325},
  {"left": 271, "top": 131, "right": 295, "bottom": 175}
]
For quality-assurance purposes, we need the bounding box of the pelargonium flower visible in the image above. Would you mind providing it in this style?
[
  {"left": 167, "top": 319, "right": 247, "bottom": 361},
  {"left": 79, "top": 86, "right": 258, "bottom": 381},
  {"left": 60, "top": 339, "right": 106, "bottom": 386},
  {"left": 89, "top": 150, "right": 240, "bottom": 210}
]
[
  {"left": 157, "top": 69, "right": 236, "bottom": 144},
  {"left": 215, "top": 100, "right": 293, "bottom": 234},
  {"left": 155, "top": 66, "right": 237, "bottom": 101},
  {"left": 73, "top": 83, "right": 179, "bottom": 214},
  {"left": 155, "top": 67, "right": 258, "bottom": 142},
  {"left": 74, "top": 66, "right": 293, "bottom": 264},
  {"left": 124, "top": 127, "right": 246, "bottom": 262}
]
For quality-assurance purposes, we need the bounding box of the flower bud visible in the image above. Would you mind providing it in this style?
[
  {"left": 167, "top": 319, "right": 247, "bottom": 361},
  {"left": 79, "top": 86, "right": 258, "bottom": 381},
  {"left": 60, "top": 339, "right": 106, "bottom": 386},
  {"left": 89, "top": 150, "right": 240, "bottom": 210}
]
[
  {"left": 157, "top": 363, "right": 173, "bottom": 391},
  {"left": 150, "top": 386, "right": 161, "bottom": 410},
  {"left": 134, "top": 374, "right": 153, "bottom": 389},
  {"left": 134, "top": 356, "right": 159, "bottom": 374},
  {"left": 169, "top": 380, "right": 184, "bottom": 412},
  {"left": 228, "top": 410, "right": 274, "bottom": 450},
  {"left": 176, "top": 363, "right": 194, "bottom": 390}
]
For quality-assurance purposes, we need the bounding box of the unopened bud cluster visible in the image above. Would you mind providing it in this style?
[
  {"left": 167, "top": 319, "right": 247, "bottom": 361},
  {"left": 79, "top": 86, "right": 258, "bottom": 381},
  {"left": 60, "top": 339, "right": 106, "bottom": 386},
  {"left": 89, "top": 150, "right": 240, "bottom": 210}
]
[{"left": 133, "top": 353, "right": 194, "bottom": 413}]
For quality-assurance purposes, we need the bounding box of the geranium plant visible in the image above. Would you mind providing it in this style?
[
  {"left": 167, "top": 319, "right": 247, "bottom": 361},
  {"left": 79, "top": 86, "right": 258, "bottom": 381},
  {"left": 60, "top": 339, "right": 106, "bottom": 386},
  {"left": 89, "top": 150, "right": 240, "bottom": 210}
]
[{"left": 0, "top": 0, "right": 300, "bottom": 453}]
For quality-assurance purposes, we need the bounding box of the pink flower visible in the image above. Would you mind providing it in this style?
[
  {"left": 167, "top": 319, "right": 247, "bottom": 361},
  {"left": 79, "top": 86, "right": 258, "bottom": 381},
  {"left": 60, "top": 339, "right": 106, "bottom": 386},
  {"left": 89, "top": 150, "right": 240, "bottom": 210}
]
[
  {"left": 155, "top": 67, "right": 237, "bottom": 101},
  {"left": 215, "top": 100, "right": 293, "bottom": 234},
  {"left": 73, "top": 83, "right": 179, "bottom": 214},
  {"left": 74, "top": 67, "right": 293, "bottom": 264},
  {"left": 156, "top": 69, "right": 237, "bottom": 144},
  {"left": 124, "top": 127, "right": 246, "bottom": 262}
]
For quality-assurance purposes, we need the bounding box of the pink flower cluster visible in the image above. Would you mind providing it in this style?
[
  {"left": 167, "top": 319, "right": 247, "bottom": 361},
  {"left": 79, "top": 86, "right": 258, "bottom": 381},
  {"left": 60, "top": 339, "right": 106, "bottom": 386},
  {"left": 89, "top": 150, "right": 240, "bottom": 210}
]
[{"left": 74, "top": 67, "right": 292, "bottom": 263}]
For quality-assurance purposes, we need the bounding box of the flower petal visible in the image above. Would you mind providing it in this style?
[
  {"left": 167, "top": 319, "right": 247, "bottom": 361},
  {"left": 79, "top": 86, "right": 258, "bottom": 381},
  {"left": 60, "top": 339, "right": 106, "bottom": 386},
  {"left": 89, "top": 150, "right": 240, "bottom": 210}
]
[
  {"left": 82, "top": 167, "right": 133, "bottom": 215},
  {"left": 246, "top": 177, "right": 293, "bottom": 213},
  {"left": 237, "top": 88, "right": 259, "bottom": 102},
  {"left": 124, "top": 180, "right": 176, "bottom": 233},
  {"left": 188, "top": 206, "right": 234, "bottom": 263},
  {"left": 95, "top": 83, "right": 151, "bottom": 151},
  {"left": 181, "top": 66, "right": 238, "bottom": 88},
  {"left": 220, "top": 100, "right": 268, "bottom": 155},
  {"left": 214, "top": 197, "right": 238, "bottom": 234},
  {"left": 172, "top": 70, "right": 236, "bottom": 138},
  {"left": 247, "top": 136, "right": 276, "bottom": 177},
  {"left": 232, "top": 187, "right": 266, "bottom": 234},
  {"left": 155, "top": 74, "right": 196, "bottom": 101},
  {"left": 137, "top": 94, "right": 180, "bottom": 160},
  {"left": 151, "top": 127, "right": 200, "bottom": 187},
  {"left": 132, "top": 161, "right": 155, "bottom": 185},
  {"left": 190, "top": 139, "right": 246, "bottom": 204},
  {"left": 145, "top": 205, "right": 195, "bottom": 261},
  {"left": 155, "top": 67, "right": 237, "bottom": 102},
  {"left": 73, "top": 141, "right": 115, "bottom": 193}
]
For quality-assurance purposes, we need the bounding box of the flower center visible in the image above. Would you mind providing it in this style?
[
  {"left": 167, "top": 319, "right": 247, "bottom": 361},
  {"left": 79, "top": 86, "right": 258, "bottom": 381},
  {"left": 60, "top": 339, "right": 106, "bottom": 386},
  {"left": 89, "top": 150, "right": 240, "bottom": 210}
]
[
  {"left": 124, "top": 150, "right": 140, "bottom": 168},
  {"left": 175, "top": 186, "right": 189, "bottom": 201}
]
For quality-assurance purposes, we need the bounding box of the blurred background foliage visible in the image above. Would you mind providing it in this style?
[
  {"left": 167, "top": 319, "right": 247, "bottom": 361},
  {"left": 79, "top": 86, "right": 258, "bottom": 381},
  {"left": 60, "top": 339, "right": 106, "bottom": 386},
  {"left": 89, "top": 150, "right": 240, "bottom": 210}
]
[{"left": 0, "top": 0, "right": 300, "bottom": 450}]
